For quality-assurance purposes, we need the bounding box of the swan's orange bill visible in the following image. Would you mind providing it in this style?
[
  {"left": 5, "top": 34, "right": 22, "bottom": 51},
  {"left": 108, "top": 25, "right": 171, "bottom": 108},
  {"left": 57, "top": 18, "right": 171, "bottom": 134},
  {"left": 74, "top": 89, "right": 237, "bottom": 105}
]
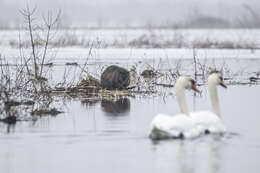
[
  {"left": 191, "top": 84, "right": 200, "bottom": 93},
  {"left": 220, "top": 81, "right": 227, "bottom": 88}
]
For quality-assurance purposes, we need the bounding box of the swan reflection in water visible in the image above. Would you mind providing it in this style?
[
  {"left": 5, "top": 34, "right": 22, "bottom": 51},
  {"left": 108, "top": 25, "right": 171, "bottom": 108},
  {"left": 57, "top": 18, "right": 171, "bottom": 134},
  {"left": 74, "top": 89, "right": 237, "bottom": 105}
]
[
  {"left": 177, "top": 139, "right": 222, "bottom": 173},
  {"left": 101, "top": 98, "right": 130, "bottom": 116},
  {"left": 151, "top": 136, "right": 223, "bottom": 173}
]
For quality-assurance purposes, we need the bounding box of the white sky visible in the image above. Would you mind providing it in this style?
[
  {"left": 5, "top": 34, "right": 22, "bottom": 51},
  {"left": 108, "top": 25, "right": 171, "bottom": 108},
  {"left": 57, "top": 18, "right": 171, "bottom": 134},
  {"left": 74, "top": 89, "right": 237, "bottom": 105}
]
[{"left": 0, "top": 0, "right": 259, "bottom": 27}]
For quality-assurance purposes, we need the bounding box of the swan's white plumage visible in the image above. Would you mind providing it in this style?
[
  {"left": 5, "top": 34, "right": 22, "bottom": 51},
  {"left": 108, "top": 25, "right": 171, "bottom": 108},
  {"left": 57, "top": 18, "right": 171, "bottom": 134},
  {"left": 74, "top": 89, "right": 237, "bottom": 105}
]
[
  {"left": 190, "top": 72, "right": 227, "bottom": 134},
  {"left": 190, "top": 111, "right": 226, "bottom": 133},
  {"left": 149, "top": 76, "right": 203, "bottom": 140},
  {"left": 150, "top": 114, "right": 204, "bottom": 139}
]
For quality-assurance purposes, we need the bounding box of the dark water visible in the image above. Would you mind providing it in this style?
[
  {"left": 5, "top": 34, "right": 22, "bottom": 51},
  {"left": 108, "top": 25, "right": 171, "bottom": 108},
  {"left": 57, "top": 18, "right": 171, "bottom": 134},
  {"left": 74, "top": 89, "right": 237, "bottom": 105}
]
[{"left": 0, "top": 85, "right": 259, "bottom": 173}]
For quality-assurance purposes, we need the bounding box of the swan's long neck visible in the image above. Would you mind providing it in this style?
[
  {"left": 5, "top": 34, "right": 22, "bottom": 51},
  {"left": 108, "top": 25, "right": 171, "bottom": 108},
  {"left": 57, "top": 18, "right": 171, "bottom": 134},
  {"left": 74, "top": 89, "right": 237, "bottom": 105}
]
[
  {"left": 208, "top": 82, "right": 221, "bottom": 117},
  {"left": 175, "top": 84, "right": 189, "bottom": 116}
]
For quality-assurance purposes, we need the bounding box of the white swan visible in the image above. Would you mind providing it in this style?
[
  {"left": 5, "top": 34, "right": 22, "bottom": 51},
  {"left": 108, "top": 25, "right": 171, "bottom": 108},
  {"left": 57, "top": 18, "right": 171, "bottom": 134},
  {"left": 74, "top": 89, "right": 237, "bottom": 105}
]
[
  {"left": 149, "top": 76, "right": 203, "bottom": 140},
  {"left": 191, "top": 71, "right": 227, "bottom": 134}
]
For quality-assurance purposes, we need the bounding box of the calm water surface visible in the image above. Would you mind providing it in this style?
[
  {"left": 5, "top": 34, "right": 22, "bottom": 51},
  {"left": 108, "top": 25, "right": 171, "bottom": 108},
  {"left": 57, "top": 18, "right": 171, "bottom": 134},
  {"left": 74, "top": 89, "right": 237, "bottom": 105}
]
[{"left": 0, "top": 85, "right": 259, "bottom": 173}]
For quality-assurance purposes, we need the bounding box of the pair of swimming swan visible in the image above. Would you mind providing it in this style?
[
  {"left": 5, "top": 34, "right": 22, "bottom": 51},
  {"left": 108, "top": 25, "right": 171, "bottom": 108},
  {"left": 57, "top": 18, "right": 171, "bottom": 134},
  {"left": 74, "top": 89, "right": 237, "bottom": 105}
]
[{"left": 150, "top": 71, "right": 227, "bottom": 140}]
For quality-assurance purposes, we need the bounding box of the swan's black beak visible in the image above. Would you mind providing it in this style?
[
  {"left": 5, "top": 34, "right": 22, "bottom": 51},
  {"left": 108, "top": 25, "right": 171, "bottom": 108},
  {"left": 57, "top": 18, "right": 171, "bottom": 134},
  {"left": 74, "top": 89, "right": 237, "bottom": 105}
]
[
  {"left": 220, "top": 81, "right": 227, "bottom": 88},
  {"left": 191, "top": 84, "right": 200, "bottom": 93}
]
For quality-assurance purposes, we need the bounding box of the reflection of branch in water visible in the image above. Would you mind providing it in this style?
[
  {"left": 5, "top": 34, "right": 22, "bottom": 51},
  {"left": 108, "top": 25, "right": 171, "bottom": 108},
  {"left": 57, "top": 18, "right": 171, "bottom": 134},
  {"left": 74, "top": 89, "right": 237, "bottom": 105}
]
[
  {"left": 0, "top": 124, "right": 16, "bottom": 133},
  {"left": 6, "top": 124, "right": 15, "bottom": 133},
  {"left": 101, "top": 98, "right": 130, "bottom": 115},
  {"left": 81, "top": 98, "right": 101, "bottom": 108}
]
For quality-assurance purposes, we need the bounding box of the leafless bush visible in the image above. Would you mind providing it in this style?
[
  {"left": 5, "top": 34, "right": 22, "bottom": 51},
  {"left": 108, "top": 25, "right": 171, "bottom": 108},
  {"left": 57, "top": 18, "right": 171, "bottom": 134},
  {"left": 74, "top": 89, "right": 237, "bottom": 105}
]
[
  {"left": 0, "top": 6, "right": 63, "bottom": 122},
  {"left": 19, "top": 5, "right": 60, "bottom": 82}
]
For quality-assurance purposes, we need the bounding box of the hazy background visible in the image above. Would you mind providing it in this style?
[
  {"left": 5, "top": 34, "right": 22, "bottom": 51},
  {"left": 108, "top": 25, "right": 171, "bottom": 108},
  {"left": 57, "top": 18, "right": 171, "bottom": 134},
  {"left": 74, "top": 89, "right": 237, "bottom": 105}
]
[{"left": 1, "top": 0, "right": 260, "bottom": 28}]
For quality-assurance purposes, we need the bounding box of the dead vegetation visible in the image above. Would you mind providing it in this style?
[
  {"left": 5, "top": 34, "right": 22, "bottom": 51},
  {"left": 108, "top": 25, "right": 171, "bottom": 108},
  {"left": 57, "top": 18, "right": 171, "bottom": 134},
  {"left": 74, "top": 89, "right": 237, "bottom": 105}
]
[
  {"left": 31, "top": 108, "right": 63, "bottom": 116},
  {"left": 0, "top": 6, "right": 63, "bottom": 124},
  {"left": 7, "top": 28, "right": 259, "bottom": 50}
]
